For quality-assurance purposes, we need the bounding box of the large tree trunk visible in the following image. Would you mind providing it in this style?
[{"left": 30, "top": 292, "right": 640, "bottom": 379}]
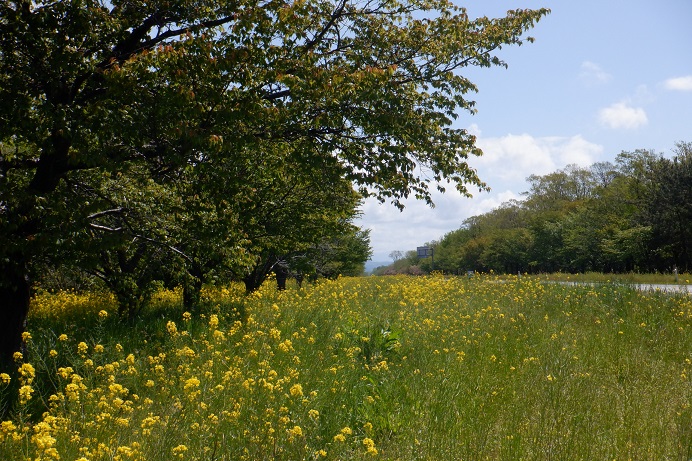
[
  {"left": 0, "top": 260, "right": 30, "bottom": 419},
  {"left": 0, "top": 257, "right": 31, "bottom": 372},
  {"left": 275, "top": 264, "right": 288, "bottom": 291},
  {"left": 0, "top": 132, "right": 72, "bottom": 370},
  {"left": 242, "top": 256, "right": 279, "bottom": 294},
  {"left": 243, "top": 271, "right": 266, "bottom": 295}
]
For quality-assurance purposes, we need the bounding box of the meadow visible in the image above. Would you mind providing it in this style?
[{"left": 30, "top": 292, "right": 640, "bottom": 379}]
[
  {"left": 535, "top": 271, "right": 691, "bottom": 286},
  {"left": 1, "top": 274, "right": 691, "bottom": 460}
]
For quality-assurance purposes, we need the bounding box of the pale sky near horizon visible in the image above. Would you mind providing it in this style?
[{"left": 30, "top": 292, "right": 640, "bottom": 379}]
[{"left": 357, "top": 0, "right": 692, "bottom": 263}]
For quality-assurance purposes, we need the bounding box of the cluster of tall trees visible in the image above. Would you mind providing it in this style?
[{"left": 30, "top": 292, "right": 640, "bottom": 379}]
[
  {"left": 426, "top": 143, "right": 692, "bottom": 275},
  {"left": 0, "top": 1, "right": 549, "bottom": 367}
]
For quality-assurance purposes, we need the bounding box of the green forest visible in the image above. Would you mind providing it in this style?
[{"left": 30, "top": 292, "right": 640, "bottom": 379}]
[{"left": 376, "top": 142, "right": 692, "bottom": 276}]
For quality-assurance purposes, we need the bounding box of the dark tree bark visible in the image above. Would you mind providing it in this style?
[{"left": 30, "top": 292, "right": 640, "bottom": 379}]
[
  {"left": 275, "top": 264, "right": 288, "bottom": 291},
  {"left": 0, "top": 267, "right": 28, "bottom": 419},
  {"left": 183, "top": 265, "right": 204, "bottom": 311},
  {"left": 0, "top": 256, "right": 31, "bottom": 372},
  {"left": 242, "top": 256, "right": 277, "bottom": 294}
]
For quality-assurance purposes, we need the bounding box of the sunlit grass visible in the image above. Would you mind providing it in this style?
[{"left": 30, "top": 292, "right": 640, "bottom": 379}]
[
  {"left": 536, "top": 271, "right": 692, "bottom": 285},
  {"left": 2, "top": 275, "right": 691, "bottom": 460}
]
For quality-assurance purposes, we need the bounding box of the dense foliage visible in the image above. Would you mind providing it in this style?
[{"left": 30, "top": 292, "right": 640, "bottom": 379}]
[{"left": 385, "top": 142, "right": 692, "bottom": 275}]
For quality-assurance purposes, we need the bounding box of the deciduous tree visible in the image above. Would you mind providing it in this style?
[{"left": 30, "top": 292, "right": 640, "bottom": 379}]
[{"left": 0, "top": 0, "right": 549, "bottom": 368}]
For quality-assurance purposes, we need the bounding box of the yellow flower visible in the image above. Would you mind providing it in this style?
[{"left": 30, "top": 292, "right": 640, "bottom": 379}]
[
  {"left": 19, "top": 363, "right": 35, "bottom": 383},
  {"left": 58, "top": 334, "right": 68, "bottom": 341},
  {"left": 115, "top": 417, "right": 130, "bottom": 427},
  {"left": 98, "top": 309, "right": 108, "bottom": 319},
  {"left": 289, "top": 383, "right": 303, "bottom": 397},
  {"left": 333, "top": 434, "right": 346, "bottom": 442},
  {"left": 269, "top": 328, "right": 281, "bottom": 340},
  {"left": 0, "top": 373, "right": 10, "bottom": 385},
  {"left": 108, "top": 382, "right": 127, "bottom": 396},
  {"left": 308, "top": 409, "right": 319, "bottom": 419},
  {"left": 94, "top": 344, "right": 104, "bottom": 353},
  {"left": 184, "top": 377, "right": 200, "bottom": 392},
  {"left": 19, "top": 384, "right": 34, "bottom": 404},
  {"left": 21, "top": 331, "right": 32, "bottom": 342},
  {"left": 49, "top": 349, "right": 58, "bottom": 358},
  {"left": 278, "top": 339, "right": 293, "bottom": 352},
  {"left": 288, "top": 425, "right": 303, "bottom": 437},
  {"left": 1, "top": 420, "right": 17, "bottom": 433},
  {"left": 57, "top": 367, "right": 74, "bottom": 379},
  {"left": 172, "top": 444, "right": 188, "bottom": 456},
  {"left": 209, "top": 314, "right": 219, "bottom": 329},
  {"left": 167, "top": 321, "right": 178, "bottom": 336},
  {"left": 77, "top": 342, "right": 88, "bottom": 355},
  {"left": 13, "top": 351, "right": 23, "bottom": 362},
  {"left": 65, "top": 383, "right": 81, "bottom": 402},
  {"left": 182, "top": 311, "right": 192, "bottom": 321},
  {"left": 141, "top": 414, "right": 161, "bottom": 435},
  {"left": 363, "top": 437, "right": 378, "bottom": 455}
]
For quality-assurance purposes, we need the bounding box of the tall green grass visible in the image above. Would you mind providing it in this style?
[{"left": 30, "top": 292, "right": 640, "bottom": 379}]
[
  {"left": 536, "top": 271, "right": 692, "bottom": 285},
  {"left": 1, "top": 275, "right": 691, "bottom": 460}
]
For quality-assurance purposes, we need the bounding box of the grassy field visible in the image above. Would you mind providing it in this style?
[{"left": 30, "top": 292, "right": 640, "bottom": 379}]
[
  {"left": 1, "top": 274, "right": 691, "bottom": 460},
  {"left": 535, "top": 271, "right": 691, "bottom": 285}
]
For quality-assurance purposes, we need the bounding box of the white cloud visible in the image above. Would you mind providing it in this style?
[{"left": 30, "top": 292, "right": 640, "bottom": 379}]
[
  {"left": 475, "top": 134, "right": 556, "bottom": 182},
  {"left": 474, "top": 133, "right": 603, "bottom": 184},
  {"left": 578, "top": 61, "right": 612, "bottom": 85},
  {"left": 466, "top": 190, "right": 523, "bottom": 217},
  {"left": 664, "top": 75, "right": 692, "bottom": 91},
  {"left": 597, "top": 102, "right": 648, "bottom": 129}
]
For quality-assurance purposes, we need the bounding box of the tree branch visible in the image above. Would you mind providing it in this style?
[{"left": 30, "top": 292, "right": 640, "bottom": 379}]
[
  {"left": 133, "top": 233, "right": 194, "bottom": 264},
  {"left": 89, "top": 223, "right": 124, "bottom": 232},
  {"left": 303, "top": 0, "right": 347, "bottom": 53},
  {"left": 87, "top": 208, "right": 125, "bottom": 220}
]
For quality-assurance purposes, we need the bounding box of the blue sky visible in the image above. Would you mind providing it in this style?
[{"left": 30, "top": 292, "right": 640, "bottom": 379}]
[{"left": 358, "top": 0, "right": 692, "bottom": 263}]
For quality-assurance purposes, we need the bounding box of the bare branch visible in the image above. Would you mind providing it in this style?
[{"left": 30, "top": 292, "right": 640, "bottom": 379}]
[
  {"left": 89, "top": 223, "right": 124, "bottom": 232},
  {"left": 87, "top": 208, "right": 125, "bottom": 220},
  {"left": 133, "top": 233, "right": 194, "bottom": 264}
]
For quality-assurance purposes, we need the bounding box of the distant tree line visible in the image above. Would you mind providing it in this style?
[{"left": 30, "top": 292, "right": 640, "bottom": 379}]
[{"left": 378, "top": 142, "right": 692, "bottom": 275}]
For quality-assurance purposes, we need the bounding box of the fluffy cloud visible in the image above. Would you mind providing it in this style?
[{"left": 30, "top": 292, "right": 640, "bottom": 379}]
[
  {"left": 465, "top": 190, "right": 523, "bottom": 216},
  {"left": 473, "top": 129, "right": 603, "bottom": 184},
  {"left": 597, "top": 102, "right": 648, "bottom": 129},
  {"left": 664, "top": 76, "right": 692, "bottom": 91},
  {"left": 578, "top": 61, "right": 612, "bottom": 85}
]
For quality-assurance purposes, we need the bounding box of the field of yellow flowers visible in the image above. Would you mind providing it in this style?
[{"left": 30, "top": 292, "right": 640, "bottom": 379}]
[{"left": 1, "top": 274, "right": 691, "bottom": 460}]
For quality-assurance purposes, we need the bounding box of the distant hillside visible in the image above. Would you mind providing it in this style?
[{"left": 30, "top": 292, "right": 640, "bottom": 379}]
[{"left": 364, "top": 260, "right": 390, "bottom": 274}]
